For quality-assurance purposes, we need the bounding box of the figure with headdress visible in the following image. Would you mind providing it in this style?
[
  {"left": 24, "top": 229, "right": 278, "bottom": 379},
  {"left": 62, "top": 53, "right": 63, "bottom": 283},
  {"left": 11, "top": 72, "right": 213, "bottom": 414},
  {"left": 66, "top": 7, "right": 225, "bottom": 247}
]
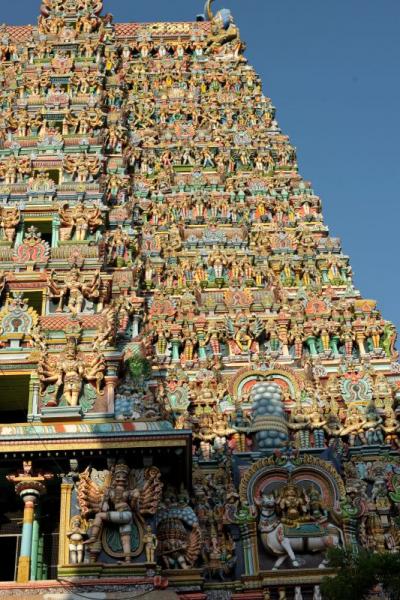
[
  {"left": 67, "top": 515, "right": 88, "bottom": 564},
  {"left": 156, "top": 485, "right": 201, "bottom": 569},
  {"left": 78, "top": 461, "right": 162, "bottom": 563}
]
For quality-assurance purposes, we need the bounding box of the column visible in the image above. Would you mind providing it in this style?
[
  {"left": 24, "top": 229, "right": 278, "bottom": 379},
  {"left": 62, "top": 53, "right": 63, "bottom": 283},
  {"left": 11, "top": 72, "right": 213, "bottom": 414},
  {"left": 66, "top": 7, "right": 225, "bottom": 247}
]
[
  {"left": 59, "top": 483, "right": 73, "bottom": 566},
  {"left": 17, "top": 489, "right": 40, "bottom": 583},
  {"left": 29, "top": 374, "right": 40, "bottom": 418},
  {"left": 37, "top": 534, "right": 45, "bottom": 580},
  {"left": 132, "top": 314, "right": 141, "bottom": 338},
  {"left": 306, "top": 336, "right": 318, "bottom": 356},
  {"left": 104, "top": 375, "right": 118, "bottom": 413},
  {"left": 239, "top": 520, "right": 259, "bottom": 576},
  {"left": 52, "top": 214, "right": 60, "bottom": 248},
  {"left": 7, "top": 463, "right": 54, "bottom": 583},
  {"left": 170, "top": 325, "right": 182, "bottom": 362},
  {"left": 30, "top": 507, "right": 40, "bottom": 581}
]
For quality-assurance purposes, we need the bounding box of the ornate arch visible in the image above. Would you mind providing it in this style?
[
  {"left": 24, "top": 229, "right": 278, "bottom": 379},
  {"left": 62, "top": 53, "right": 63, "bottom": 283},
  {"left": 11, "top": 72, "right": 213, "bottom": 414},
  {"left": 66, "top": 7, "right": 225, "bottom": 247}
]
[
  {"left": 239, "top": 455, "right": 345, "bottom": 513},
  {"left": 229, "top": 366, "right": 304, "bottom": 401}
]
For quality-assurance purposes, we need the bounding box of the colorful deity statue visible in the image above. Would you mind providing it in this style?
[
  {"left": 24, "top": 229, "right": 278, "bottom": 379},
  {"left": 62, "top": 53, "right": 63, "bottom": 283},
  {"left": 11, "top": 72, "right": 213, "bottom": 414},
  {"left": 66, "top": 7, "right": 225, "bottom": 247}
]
[
  {"left": 59, "top": 202, "right": 102, "bottom": 241},
  {"left": 47, "top": 268, "right": 101, "bottom": 315},
  {"left": 156, "top": 486, "right": 201, "bottom": 569},
  {"left": 78, "top": 461, "right": 162, "bottom": 563}
]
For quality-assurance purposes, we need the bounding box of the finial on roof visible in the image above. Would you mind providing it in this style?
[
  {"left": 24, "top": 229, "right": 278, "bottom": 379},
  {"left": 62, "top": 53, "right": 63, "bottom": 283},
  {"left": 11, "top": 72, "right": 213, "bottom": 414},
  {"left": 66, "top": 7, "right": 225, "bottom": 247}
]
[
  {"left": 204, "top": 0, "right": 215, "bottom": 21},
  {"left": 204, "top": 0, "right": 236, "bottom": 34}
]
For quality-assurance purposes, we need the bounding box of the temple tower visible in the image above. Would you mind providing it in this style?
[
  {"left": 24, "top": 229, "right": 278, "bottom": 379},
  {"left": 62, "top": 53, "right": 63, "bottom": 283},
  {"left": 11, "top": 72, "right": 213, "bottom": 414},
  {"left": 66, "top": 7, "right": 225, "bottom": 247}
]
[{"left": 0, "top": 1, "right": 398, "bottom": 598}]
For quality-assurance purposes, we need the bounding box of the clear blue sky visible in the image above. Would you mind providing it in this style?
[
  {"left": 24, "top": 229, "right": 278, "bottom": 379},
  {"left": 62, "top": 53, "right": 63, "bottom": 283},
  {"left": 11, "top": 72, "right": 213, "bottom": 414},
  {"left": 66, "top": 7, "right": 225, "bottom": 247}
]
[{"left": 3, "top": 1, "right": 400, "bottom": 332}]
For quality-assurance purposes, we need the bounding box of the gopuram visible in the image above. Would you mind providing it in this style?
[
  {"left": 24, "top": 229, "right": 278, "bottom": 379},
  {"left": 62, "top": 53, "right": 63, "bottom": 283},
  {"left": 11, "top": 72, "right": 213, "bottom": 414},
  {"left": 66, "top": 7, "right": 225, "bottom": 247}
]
[{"left": 0, "top": 1, "right": 398, "bottom": 599}]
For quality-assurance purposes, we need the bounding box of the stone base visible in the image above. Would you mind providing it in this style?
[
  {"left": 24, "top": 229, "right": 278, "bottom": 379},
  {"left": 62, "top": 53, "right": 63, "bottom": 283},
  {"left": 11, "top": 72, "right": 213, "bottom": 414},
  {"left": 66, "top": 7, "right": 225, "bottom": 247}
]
[
  {"left": 162, "top": 568, "right": 204, "bottom": 587},
  {"left": 58, "top": 563, "right": 152, "bottom": 579},
  {"left": 41, "top": 406, "right": 83, "bottom": 421},
  {"left": 16, "top": 555, "right": 30, "bottom": 584}
]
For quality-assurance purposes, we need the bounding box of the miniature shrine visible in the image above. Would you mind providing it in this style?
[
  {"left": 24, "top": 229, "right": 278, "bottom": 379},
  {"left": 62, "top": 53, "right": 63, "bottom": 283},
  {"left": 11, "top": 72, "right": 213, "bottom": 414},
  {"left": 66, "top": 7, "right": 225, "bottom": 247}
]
[{"left": 0, "top": 0, "right": 398, "bottom": 598}]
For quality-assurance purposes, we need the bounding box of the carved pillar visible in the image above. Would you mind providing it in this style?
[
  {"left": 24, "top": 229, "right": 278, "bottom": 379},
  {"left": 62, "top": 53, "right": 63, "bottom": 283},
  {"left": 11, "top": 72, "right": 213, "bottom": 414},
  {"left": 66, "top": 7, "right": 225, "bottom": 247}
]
[
  {"left": 170, "top": 324, "right": 182, "bottom": 362},
  {"left": 330, "top": 335, "right": 340, "bottom": 356},
  {"left": 59, "top": 483, "right": 73, "bottom": 566},
  {"left": 17, "top": 489, "right": 40, "bottom": 583},
  {"left": 30, "top": 506, "right": 40, "bottom": 580},
  {"left": 132, "top": 313, "right": 141, "bottom": 338},
  {"left": 239, "top": 519, "right": 259, "bottom": 576},
  {"left": 7, "top": 463, "right": 54, "bottom": 583},
  {"left": 355, "top": 333, "right": 366, "bottom": 356},
  {"left": 104, "top": 375, "right": 118, "bottom": 413},
  {"left": 277, "top": 312, "right": 290, "bottom": 357},
  {"left": 29, "top": 373, "right": 40, "bottom": 418},
  {"left": 353, "top": 320, "right": 366, "bottom": 356},
  {"left": 306, "top": 336, "right": 318, "bottom": 356},
  {"left": 52, "top": 214, "right": 60, "bottom": 248}
]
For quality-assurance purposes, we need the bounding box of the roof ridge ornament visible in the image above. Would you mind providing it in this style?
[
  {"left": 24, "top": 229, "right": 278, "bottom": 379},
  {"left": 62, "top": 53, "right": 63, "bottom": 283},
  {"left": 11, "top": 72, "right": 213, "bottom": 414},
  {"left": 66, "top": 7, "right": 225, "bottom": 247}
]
[
  {"left": 40, "top": 0, "right": 103, "bottom": 18},
  {"left": 204, "top": 0, "right": 215, "bottom": 21},
  {"left": 204, "top": 0, "right": 236, "bottom": 31}
]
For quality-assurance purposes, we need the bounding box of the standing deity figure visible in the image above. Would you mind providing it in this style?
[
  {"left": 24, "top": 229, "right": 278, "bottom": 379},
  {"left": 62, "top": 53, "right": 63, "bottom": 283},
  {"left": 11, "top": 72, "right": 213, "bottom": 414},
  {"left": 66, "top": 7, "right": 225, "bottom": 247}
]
[
  {"left": 230, "top": 407, "right": 251, "bottom": 452},
  {"left": 39, "top": 340, "right": 83, "bottom": 407},
  {"left": 67, "top": 516, "right": 87, "bottom": 564},
  {"left": 382, "top": 409, "right": 400, "bottom": 447},
  {"left": 365, "top": 313, "right": 384, "bottom": 353},
  {"left": 39, "top": 326, "right": 105, "bottom": 408},
  {"left": 0, "top": 206, "right": 20, "bottom": 242},
  {"left": 48, "top": 268, "right": 101, "bottom": 315},
  {"left": 209, "top": 247, "right": 227, "bottom": 280},
  {"left": 305, "top": 401, "right": 327, "bottom": 448},
  {"left": 63, "top": 154, "right": 100, "bottom": 183},
  {"left": 143, "top": 525, "right": 158, "bottom": 563},
  {"left": 313, "top": 586, "right": 322, "bottom": 600},
  {"left": 364, "top": 402, "right": 384, "bottom": 445},
  {"left": 106, "top": 227, "right": 132, "bottom": 266},
  {"left": 59, "top": 202, "right": 102, "bottom": 242},
  {"left": 78, "top": 461, "right": 162, "bottom": 564},
  {"left": 56, "top": 342, "right": 84, "bottom": 407}
]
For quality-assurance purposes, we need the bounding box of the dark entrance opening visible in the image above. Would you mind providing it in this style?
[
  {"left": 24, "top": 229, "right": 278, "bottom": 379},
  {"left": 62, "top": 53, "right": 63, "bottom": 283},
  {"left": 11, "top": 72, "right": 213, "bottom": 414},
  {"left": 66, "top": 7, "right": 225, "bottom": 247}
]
[
  {"left": 0, "top": 374, "right": 30, "bottom": 423},
  {"left": 0, "top": 535, "right": 19, "bottom": 581}
]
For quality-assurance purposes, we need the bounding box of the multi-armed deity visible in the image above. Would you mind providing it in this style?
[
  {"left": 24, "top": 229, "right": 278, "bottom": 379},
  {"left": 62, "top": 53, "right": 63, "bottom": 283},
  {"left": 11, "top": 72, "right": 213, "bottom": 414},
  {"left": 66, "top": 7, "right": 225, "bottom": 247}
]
[{"left": 77, "top": 460, "right": 162, "bottom": 564}]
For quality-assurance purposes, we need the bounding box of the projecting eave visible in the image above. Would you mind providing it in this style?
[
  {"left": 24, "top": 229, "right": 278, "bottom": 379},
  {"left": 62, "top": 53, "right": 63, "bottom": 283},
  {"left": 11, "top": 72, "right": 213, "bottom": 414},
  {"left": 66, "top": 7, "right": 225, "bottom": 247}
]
[{"left": 0, "top": 422, "right": 191, "bottom": 454}]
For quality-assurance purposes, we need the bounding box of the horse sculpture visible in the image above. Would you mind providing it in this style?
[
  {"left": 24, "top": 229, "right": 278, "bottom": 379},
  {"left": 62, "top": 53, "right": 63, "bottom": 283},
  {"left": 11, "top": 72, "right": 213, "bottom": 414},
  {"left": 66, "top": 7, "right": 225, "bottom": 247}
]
[{"left": 257, "top": 492, "right": 342, "bottom": 570}]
